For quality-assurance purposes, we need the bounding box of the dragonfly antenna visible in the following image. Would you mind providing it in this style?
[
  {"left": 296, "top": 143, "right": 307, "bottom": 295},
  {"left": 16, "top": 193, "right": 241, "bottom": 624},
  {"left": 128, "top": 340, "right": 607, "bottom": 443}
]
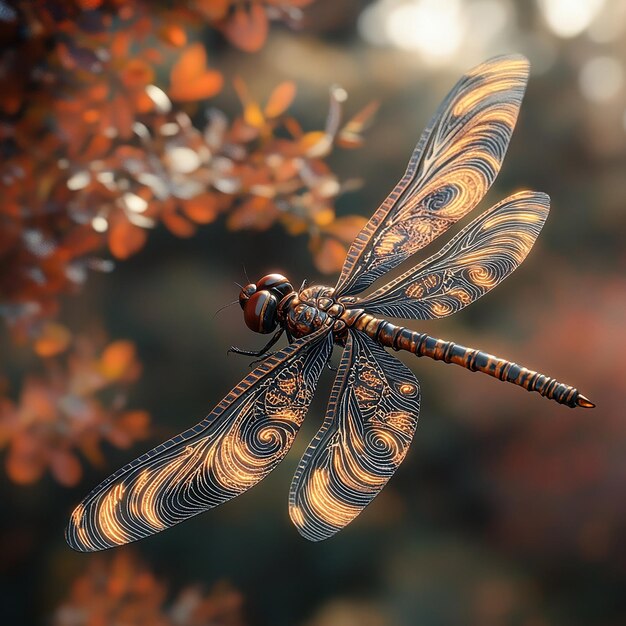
[
  {"left": 212, "top": 300, "right": 239, "bottom": 319},
  {"left": 242, "top": 263, "right": 250, "bottom": 284}
]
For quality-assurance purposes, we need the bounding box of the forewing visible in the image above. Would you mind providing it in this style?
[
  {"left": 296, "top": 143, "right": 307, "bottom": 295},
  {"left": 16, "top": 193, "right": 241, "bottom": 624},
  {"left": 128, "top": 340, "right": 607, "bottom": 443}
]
[
  {"left": 357, "top": 191, "right": 549, "bottom": 319},
  {"left": 289, "top": 330, "right": 420, "bottom": 541},
  {"left": 67, "top": 327, "right": 333, "bottom": 552},
  {"left": 334, "top": 54, "right": 530, "bottom": 297}
]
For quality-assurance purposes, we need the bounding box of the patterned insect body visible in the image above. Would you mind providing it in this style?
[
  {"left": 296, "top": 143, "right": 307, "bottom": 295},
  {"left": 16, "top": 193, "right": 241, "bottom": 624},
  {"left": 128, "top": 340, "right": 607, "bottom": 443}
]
[{"left": 67, "top": 55, "right": 594, "bottom": 553}]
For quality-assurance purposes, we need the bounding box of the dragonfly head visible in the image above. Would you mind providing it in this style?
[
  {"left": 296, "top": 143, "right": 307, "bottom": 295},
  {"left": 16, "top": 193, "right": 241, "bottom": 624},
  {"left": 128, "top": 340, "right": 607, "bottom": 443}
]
[{"left": 239, "top": 273, "right": 293, "bottom": 334}]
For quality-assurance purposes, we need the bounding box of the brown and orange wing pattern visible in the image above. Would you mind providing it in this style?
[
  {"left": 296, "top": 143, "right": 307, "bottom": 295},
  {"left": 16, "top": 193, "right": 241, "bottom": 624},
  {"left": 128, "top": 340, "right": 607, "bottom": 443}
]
[
  {"left": 334, "top": 54, "right": 530, "bottom": 297},
  {"left": 357, "top": 191, "right": 549, "bottom": 319},
  {"left": 289, "top": 330, "right": 420, "bottom": 541},
  {"left": 66, "top": 327, "right": 333, "bottom": 552}
]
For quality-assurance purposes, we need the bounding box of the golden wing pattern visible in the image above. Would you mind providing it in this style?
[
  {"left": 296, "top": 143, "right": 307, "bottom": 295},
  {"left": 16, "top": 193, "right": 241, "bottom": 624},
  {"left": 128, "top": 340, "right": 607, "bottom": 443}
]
[
  {"left": 357, "top": 191, "right": 549, "bottom": 320},
  {"left": 66, "top": 327, "right": 333, "bottom": 552},
  {"left": 334, "top": 54, "right": 530, "bottom": 297},
  {"left": 289, "top": 330, "right": 420, "bottom": 542}
]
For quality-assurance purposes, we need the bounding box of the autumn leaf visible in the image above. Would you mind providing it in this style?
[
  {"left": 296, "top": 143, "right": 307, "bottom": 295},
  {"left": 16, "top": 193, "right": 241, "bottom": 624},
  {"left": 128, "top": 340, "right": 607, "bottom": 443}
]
[
  {"left": 227, "top": 196, "right": 279, "bottom": 231},
  {"left": 233, "top": 76, "right": 265, "bottom": 128},
  {"left": 338, "top": 100, "right": 380, "bottom": 148},
  {"left": 321, "top": 215, "right": 368, "bottom": 243},
  {"left": 312, "top": 237, "right": 347, "bottom": 274},
  {"left": 100, "top": 340, "right": 137, "bottom": 381},
  {"left": 49, "top": 449, "right": 82, "bottom": 487},
  {"left": 299, "top": 131, "right": 333, "bottom": 158},
  {"left": 117, "top": 410, "right": 151, "bottom": 439},
  {"left": 34, "top": 322, "right": 72, "bottom": 357},
  {"left": 222, "top": 4, "right": 269, "bottom": 53},
  {"left": 181, "top": 193, "right": 219, "bottom": 224},
  {"left": 6, "top": 434, "right": 47, "bottom": 485},
  {"left": 108, "top": 220, "right": 148, "bottom": 259},
  {"left": 159, "top": 23, "right": 187, "bottom": 47},
  {"left": 169, "top": 43, "right": 223, "bottom": 102},
  {"left": 162, "top": 211, "right": 196, "bottom": 237},
  {"left": 264, "top": 81, "right": 296, "bottom": 118}
]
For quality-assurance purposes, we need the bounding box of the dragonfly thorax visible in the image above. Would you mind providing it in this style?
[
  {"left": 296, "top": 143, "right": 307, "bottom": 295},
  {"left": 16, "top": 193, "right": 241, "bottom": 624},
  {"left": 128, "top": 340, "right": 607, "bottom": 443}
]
[{"left": 238, "top": 273, "right": 294, "bottom": 334}]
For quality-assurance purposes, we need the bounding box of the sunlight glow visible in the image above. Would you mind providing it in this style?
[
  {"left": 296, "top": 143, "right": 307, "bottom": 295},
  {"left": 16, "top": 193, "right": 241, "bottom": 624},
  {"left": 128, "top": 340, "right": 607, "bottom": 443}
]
[
  {"left": 122, "top": 192, "right": 148, "bottom": 213},
  {"left": 579, "top": 56, "right": 624, "bottom": 102},
  {"left": 537, "top": 0, "right": 605, "bottom": 38},
  {"left": 385, "top": 0, "right": 464, "bottom": 63},
  {"left": 91, "top": 216, "right": 109, "bottom": 233}
]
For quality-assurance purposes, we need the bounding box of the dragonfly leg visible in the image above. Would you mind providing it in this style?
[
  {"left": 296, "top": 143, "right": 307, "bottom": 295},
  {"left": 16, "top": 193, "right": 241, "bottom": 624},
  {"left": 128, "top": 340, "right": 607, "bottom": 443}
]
[
  {"left": 286, "top": 328, "right": 294, "bottom": 343},
  {"left": 298, "top": 279, "right": 308, "bottom": 292},
  {"left": 228, "top": 327, "right": 284, "bottom": 358}
]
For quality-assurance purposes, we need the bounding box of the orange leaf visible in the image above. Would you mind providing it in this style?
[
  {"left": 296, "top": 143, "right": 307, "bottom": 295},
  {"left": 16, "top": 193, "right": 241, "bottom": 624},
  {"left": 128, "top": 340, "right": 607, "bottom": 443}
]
[
  {"left": 49, "top": 450, "right": 82, "bottom": 487},
  {"left": 34, "top": 322, "right": 72, "bottom": 357},
  {"left": 222, "top": 4, "right": 269, "bottom": 53},
  {"left": 233, "top": 77, "right": 264, "bottom": 128},
  {"left": 321, "top": 215, "right": 368, "bottom": 243},
  {"left": 181, "top": 194, "right": 219, "bottom": 224},
  {"left": 108, "top": 220, "right": 148, "bottom": 259},
  {"left": 341, "top": 100, "right": 380, "bottom": 135},
  {"left": 121, "top": 59, "right": 154, "bottom": 89},
  {"left": 169, "top": 43, "right": 223, "bottom": 101},
  {"left": 6, "top": 434, "right": 46, "bottom": 485},
  {"left": 117, "top": 410, "right": 151, "bottom": 439},
  {"left": 193, "top": 0, "right": 230, "bottom": 20},
  {"left": 338, "top": 101, "right": 379, "bottom": 149},
  {"left": 163, "top": 211, "right": 196, "bottom": 237},
  {"left": 299, "top": 131, "right": 333, "bottom": 158},
  {"left": 159, "top": 24, "right": 187, "bottom": 47},
  {"left": 227, "top": 196, "right": 278, "bottom": 231},
  {"left": 264, "top": 81, "right": 296, "bottom": 118},
  {"left": 100, "top": 341, "right": 136, "bottom": 381},
  {"left": 313, "top": 237, "right": 347, "bottom": 274}
]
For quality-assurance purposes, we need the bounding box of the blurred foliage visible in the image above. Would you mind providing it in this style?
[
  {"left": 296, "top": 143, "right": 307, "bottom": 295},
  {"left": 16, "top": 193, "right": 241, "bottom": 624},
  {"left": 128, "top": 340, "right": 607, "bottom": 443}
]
[
  {"left": 0, "top": 0, "right": 373, "bottom": 486},
  {"left": 0, "top": 0, "right": 625, "bottom": 625},
  {"left": 52, "top": 550, "right": 244, "bottom": 626},
  {"left": 0, "top": 330, "right": 148, "bottom": 486},
  {"left": 0, "top": 0, "right": 372, "bottom": 338}
]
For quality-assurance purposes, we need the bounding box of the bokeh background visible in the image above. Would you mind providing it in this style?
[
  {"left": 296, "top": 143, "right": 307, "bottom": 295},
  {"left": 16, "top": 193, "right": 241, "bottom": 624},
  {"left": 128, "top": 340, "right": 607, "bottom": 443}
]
[{"left": 1, "top": 1, "right": 625, "bottom": 625}]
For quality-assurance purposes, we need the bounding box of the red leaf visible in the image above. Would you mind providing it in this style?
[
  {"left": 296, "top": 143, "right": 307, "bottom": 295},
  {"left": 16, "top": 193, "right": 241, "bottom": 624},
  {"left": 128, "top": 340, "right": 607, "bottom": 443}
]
[
  {"left": 108, "top": 220, "right": 148, "bottom": 259},
  {"left": 162, "top": 211, "right": 197, "bottom": 237},
  {"left": 313, "top": 238, "right": 347, "bottom": 274},
  {"left": 34, "top": 322, "right": 72, "bottom": 357},
  {"left": 322, "top": 215, "right": 368, "bottom": 243},
  {"left": 117, "top": 410, "right": 151, "bottom": 439},
  {"left": 159, "top": 24, "right": 187, "bottom": 47},
  {"left": 49, "top": 450, "right": 82, "bottom": 487},
  {"left": 100, "top": 341, "right": 137, "bottom": 381},
  {"left": 169, "top": 43, "right": 223, "bottom": 102},
  {"left": 222, "top": 4, "right": 269, "bottom": 53},
  {"left": 227, "top": 196, "right": 278, "bottom": 231},
  {"left": 6, "top": 434, "right": 46, "bottom": 485},
  {"left": 181, "top": 194, "right": 219, "bottom": 224},
  {"left": 264, "top": 81, "right": 296, "bottom": 118}
]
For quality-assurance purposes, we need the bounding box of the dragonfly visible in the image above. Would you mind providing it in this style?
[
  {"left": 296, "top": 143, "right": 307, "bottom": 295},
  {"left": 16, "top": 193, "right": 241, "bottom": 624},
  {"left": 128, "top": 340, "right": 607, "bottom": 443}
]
[{"left": 67, "top": 54, "right": 594, "bottom": 552}]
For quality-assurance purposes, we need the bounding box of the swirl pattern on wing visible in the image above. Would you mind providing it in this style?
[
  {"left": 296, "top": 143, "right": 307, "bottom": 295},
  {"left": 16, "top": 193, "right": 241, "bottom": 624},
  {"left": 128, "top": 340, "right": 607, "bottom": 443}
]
[
  {"left": 289, "top": 330, "right": 420, "bottom": 541},
  {"left": 334, "top": 54, "right": 530, "bottom": 297},
  {"left": 358, "top": 191, "right": 549, "bottom": 319},
  {"left": 66, "top": 326, "right": 333, "bottom": 552}
]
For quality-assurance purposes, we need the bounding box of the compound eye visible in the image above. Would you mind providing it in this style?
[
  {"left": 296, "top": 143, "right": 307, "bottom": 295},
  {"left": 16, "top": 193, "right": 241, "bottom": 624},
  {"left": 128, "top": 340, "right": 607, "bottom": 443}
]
[
  {"left": 239, "top": 284, "right": 257, "bottom": 309},
  {"left": 257, "top": 273, "right": 293, "bottom": 299},
  {"left": 244, "top": 291, "right": 278, "bottom": 334}
]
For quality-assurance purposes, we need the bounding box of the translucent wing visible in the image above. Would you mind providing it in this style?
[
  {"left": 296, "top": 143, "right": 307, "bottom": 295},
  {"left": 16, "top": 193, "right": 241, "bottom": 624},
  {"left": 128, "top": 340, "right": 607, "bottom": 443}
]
[
  {"left": 67, "top": 327, "right": 333, "bottom": 552},
  {"left": 357, "top": 191, "right": 549, "bottom": 319},
  {"left": 289, "top": 330, "right": 420, "bottom": 541},
  {"left": 335, "top": 54, "right": 530, "bottom": 297}
]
